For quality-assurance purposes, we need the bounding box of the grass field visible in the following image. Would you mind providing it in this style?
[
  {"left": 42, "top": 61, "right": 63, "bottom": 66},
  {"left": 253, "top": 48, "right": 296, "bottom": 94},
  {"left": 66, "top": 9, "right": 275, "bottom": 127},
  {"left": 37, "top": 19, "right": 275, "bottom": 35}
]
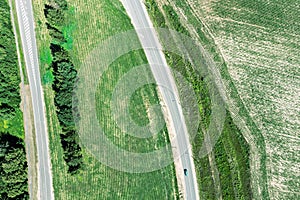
[
  {"left": 33, "top": 0, "right": 179, "bottom": 199},
  {"left": 95, "top": 50, "right": 170, "bottom": 154}
]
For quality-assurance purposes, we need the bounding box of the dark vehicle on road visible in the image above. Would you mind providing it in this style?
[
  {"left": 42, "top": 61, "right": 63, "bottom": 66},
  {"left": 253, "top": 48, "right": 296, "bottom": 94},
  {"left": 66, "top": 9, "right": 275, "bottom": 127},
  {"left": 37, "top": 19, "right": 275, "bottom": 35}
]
[{"left": 184, "top": 169, "right": 188, "bottom": 176}]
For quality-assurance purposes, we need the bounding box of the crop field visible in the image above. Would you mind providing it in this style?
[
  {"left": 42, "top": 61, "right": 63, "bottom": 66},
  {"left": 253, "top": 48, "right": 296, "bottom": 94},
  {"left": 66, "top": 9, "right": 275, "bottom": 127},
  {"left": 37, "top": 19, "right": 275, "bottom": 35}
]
[
  {"left": 33, "top": 0, "right": 179, "bottom": 199},
  {"left": 180, "top": 0, "right": 300, "bottom": 199},
  {"left": 148, "top": 0, "right": 299, "bottom": 199}
]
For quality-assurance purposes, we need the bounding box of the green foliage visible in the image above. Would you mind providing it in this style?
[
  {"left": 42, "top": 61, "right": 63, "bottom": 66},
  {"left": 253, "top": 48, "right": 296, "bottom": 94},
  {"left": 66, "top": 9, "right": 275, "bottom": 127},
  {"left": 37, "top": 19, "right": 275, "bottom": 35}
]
[
  {"left": 46, "top": 22, "right": 66, "bottom": 44},
  {"left": 44, "top": 4, "right": 65, "bottom": 28},
  {"left": 0, "top": 134, "right": 29, "bottom": 199},
  {"left": 145, "top": 0, "right": 166, "bottom": 28},
  {"left": 162, "top": 5, "right": 190, "bottom": 36},
  {"left": 168, "top": 52, "right": 252, "bottom": 199},
  {"left": 62, "top": 23, "right": 75, "bottom": 50},
  {"left": 42, "top": 69, "right": 54, "bottom": 85},
  {"left": 43, "top": 1, "right": 83, "bottom": 174},
  {"left": 192, "top": 131, "right": 216, "bottom": 200},
  {"left": 145, "top": 2, "right": 252, "bottom": 198},
  {"left": 40, "top": 46, "right": 53, "bottom": 65},
  {"left": 43, "top": 0, "right": 69, "bottom": 29},
  {"left": 214, "top": 115, "right": 252, "bottom": 199},
  {"left": 0, "top": 1, "right": 28, "bottom": 198},
  {"left": 165, "top": 51, "right": 211, "bottom": 128},
  {"left": 0, "top": 0, "right": 21, "bottom": 121},
  {"left": 49, "top": 43, "right": 83, "bottom": 174},
  {"left": 6, "top": 109, "right": 25, "bottom": 140},
  {"left": 49, "top": 0, "right": 68, "bottom": 11}
]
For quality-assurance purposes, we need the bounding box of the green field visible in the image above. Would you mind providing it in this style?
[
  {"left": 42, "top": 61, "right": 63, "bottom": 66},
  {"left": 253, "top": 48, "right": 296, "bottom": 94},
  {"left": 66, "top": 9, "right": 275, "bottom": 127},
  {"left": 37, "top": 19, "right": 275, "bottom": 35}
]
[
  {"left": 34, "top": 0, "right": 179, "bottom": 199},
  {"left": 95, "top": 50, "right": 170, "bottom": 154}
]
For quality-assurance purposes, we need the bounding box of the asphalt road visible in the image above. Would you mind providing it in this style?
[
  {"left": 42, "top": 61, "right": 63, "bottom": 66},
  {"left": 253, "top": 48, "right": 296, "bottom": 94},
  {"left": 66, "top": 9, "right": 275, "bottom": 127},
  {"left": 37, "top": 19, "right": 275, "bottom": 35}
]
[
  {"left": 120, "top": 0, "right": 200, "bottom": 199},
  {"left": 15, "top": 0, "right": 54, "bottom": 199}
]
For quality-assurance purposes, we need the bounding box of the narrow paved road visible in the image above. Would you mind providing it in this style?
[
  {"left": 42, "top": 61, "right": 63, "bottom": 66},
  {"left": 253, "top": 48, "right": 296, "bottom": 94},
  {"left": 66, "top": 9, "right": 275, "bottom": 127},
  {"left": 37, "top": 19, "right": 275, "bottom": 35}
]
[
  {"left": 120, "top": 0, "right": 199, "bottom": 199},
  {"left": 15, "top": 0, "right": 54, "bottom": 199}
]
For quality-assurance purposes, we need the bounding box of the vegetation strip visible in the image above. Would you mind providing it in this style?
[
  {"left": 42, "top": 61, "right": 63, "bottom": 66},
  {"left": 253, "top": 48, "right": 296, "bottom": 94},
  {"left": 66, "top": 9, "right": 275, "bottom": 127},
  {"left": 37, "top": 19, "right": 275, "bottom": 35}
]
[
  {"left": 0, "top": 0, "right": 29, "bottom": 199},
  {"left": 43, "top": 0, "right": 83, "bottom": 174}
]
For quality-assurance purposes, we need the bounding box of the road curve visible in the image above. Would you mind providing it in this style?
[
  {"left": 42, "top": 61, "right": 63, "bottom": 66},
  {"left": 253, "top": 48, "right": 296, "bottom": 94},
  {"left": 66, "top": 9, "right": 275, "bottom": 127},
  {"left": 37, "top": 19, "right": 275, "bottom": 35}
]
[
  {"left": 15, "top": 0, "right": 54, "bottom": 199},
  {"left": 120, "top": 0, "right": 200, "bottom": 199}
]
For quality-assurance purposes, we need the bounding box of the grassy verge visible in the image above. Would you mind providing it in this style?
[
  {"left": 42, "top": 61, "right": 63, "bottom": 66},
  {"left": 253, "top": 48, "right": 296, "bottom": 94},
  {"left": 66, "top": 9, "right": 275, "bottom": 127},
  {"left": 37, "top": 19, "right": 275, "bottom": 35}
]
[
  {"left": 95, "top": 50, "right": 170, "bottom": 153},
  {"left": 33, "top": 0, "right": 179, "bottom": 199},
  {"left": 144, "top": 0, "right": 253, "bottom": 199},
  {"left": 213, "top": 115, "right": 252, "bottom": 199}
]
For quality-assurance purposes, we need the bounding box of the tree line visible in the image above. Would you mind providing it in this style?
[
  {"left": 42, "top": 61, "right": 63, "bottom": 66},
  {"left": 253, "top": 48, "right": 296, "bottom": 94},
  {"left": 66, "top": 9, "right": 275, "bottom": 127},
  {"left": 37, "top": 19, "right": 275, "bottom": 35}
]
[
  {"left": 0, "top": 0, "right": 21, "bottom": 120},
  {"left": 0, "top": 0, "right": 29, "bottom": 199},
  {"left": 43, "top": 0, "right": 83, "bottom": 174}
]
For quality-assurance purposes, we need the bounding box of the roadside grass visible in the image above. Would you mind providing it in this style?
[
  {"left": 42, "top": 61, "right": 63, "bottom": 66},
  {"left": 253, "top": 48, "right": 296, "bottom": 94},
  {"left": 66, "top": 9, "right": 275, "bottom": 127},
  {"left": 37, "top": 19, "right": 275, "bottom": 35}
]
[
  {"left": 213, "top": 115, "right": 252, "bottom": 199},
  {"left": 95, "top": 50, "right": 170, "bottom": 153},
  {"left": 192, "top": 131, "right": 216, "bottom": 200},
  {"left": 34, "top": 0, "right": 179, "bottom": 199},
  {"left": 145, "top": 0, "right": 253, "bottom": 199}
]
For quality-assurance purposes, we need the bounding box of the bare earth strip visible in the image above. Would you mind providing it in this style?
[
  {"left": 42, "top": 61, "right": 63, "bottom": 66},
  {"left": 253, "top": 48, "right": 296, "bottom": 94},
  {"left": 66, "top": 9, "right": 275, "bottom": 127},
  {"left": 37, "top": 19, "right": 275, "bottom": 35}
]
[{"left": 21, "top": 85, "right": 38, "bottom": 200}]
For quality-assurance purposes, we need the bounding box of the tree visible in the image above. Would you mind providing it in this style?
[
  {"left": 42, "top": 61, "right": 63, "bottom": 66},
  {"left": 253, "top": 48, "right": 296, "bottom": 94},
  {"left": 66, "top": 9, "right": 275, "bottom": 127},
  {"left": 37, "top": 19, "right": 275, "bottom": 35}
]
[
  {"left": 44, "top": 4, "right": 65, "bottom": 27},
  {"left": 0, "top": 146, "right": 28, "bottom": 199}
]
